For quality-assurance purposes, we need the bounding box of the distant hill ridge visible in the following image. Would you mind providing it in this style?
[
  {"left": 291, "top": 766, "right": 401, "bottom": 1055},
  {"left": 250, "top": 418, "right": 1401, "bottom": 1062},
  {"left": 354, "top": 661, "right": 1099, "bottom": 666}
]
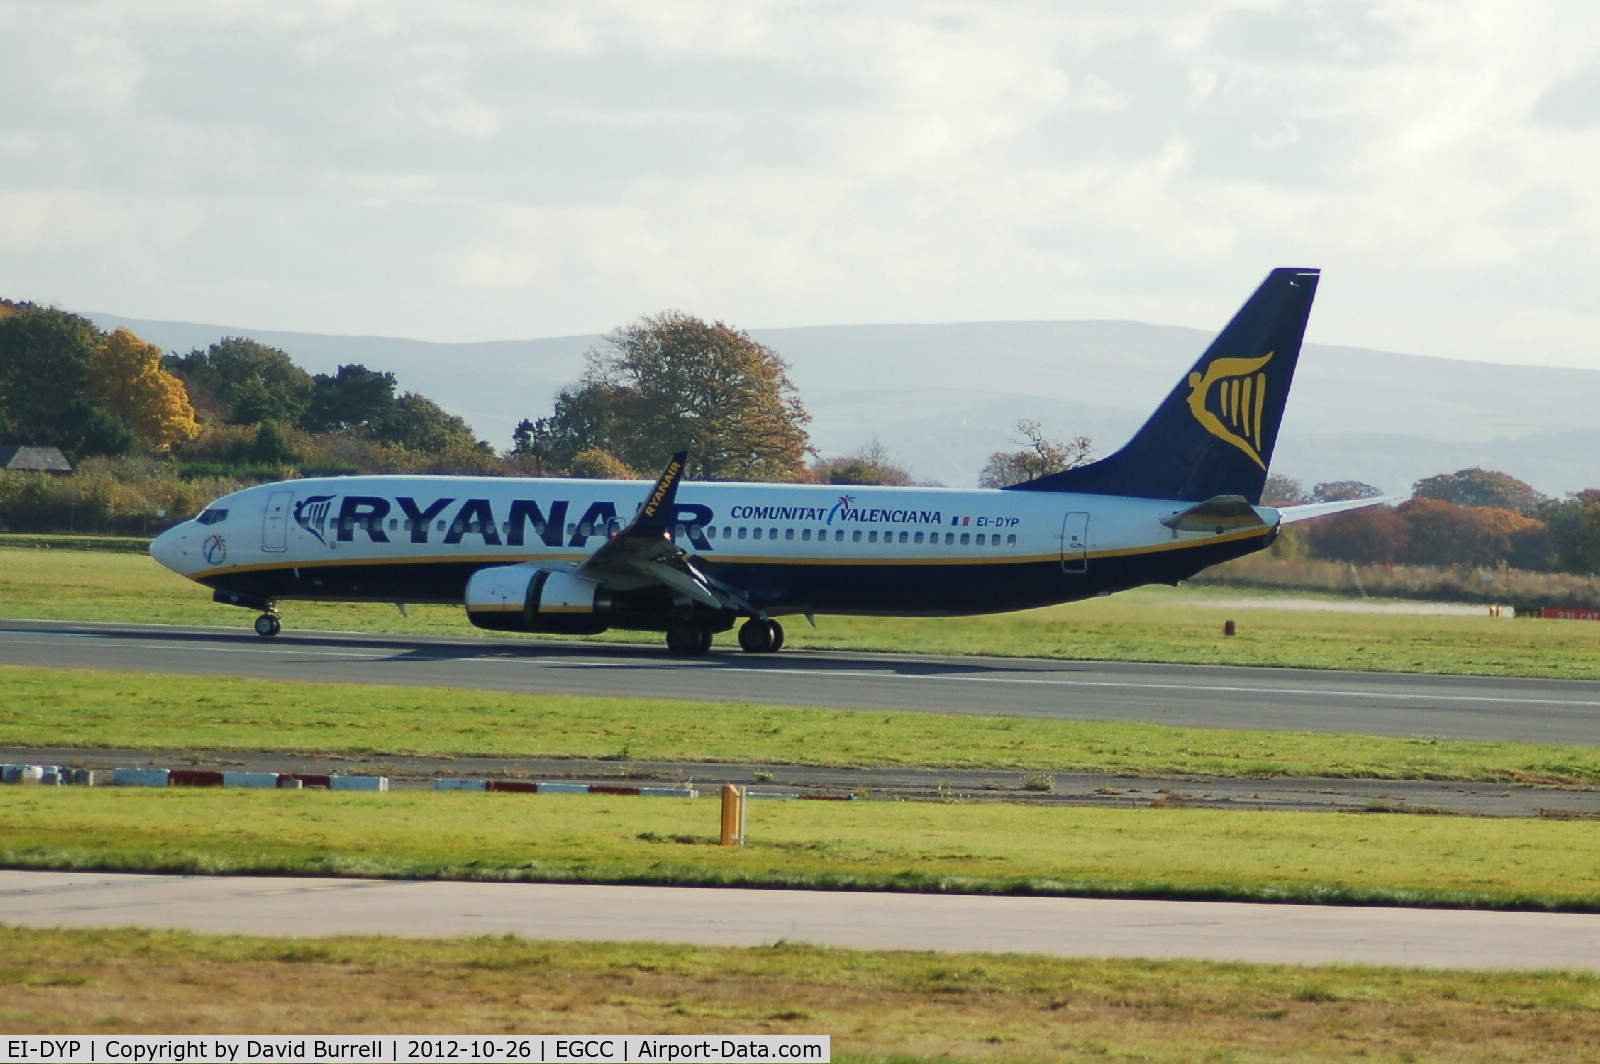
[{"left": 88, "top": 311, "right": 1600, "bottom": 496}]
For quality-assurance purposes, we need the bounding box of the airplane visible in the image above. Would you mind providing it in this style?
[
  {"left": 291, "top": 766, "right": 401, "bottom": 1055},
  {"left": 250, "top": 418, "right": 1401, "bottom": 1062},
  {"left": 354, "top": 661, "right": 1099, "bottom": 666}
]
[{"left": 150, "top": 267, "right": 1381, "bottom": 655}]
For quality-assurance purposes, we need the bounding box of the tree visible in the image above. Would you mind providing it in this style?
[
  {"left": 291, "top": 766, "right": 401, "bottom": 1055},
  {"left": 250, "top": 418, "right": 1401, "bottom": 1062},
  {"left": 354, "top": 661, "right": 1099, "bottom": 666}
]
[
  {"left": 1311, "top": 480, "right": 1382, "bottom": 503},
  {"left": 301, "top": 364, "right": 399, "bottom": 434},
  {"left": 535, "top": 312, "right": 811, "bottom": 481},
  {"left": 167, "top": 338, "right": 315, "bottom": 426},
  {"left": 977, "top": 419, "right": 1092, "bottom": 488},
  {"left": 811, "top": 437, "right": 911, "bottom": 486},
  {"left": 84, "top": 328, "right": 200, "bottom": 453},
  {"left": 1301, "top": 506, "right": 1411, "bottom": 565},
  {"left": 1262, "top": 475, "right": 1310, "bottom": 505},
  {"left": 1413, "top": 468, "right": 1545, "bottom": 515},
  {"left": 1394, "top": 498, "right": 1549, "bottom": 569},
  {"left": 0, "top": 302, "right": 101, "bottom": 448},
  {"left": 1542, "top": 490, "right": 1600, "bottom": 575},
  {"left": 568, "top": 448, "right": 636, "bottom": 480},
  {"left": 373, "top": 392, "right": 479, "bottom": 454}
]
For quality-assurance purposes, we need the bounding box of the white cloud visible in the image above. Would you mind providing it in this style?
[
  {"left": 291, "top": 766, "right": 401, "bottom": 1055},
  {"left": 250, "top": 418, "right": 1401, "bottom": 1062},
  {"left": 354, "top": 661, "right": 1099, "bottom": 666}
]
[{"left": 0, "top": 0, "right": 1597, "bottom": 370}]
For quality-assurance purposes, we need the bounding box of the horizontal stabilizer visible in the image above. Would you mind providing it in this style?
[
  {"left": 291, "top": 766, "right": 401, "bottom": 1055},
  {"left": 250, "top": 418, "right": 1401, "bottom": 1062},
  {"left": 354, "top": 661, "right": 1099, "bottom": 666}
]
[
  {"left": 1275, "top": 496, "right": 1398, "bottom": 524},
  {"left": 1161, "top": 495, "right": 1271, "bottom": 535}
]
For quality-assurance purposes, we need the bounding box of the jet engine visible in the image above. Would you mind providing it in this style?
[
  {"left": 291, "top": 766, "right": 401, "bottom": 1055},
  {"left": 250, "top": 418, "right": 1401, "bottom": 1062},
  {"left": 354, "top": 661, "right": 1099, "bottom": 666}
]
[{"left": 465, "top": 565, "right": 611, "bottom": 634}]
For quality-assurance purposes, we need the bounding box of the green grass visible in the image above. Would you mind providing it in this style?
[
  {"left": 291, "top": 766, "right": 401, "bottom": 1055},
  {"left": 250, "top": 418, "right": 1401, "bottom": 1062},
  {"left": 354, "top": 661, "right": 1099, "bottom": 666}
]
[
  {"left": 5, "top": 546, "right": 1600, "bottom": 677},
  {"left": 5, "top": 788, "right": 1600, "bottom": 910},
  {"left": 8, "top": 926, "right": 1600, "bottom": 1061},
  {"left": 9, "top": 664, "right": 1600, "bottom": 784}
]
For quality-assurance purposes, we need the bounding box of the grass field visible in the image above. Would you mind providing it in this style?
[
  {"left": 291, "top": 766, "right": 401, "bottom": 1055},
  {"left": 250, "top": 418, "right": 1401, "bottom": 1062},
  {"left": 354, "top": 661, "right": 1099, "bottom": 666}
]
[
  {"left": 8, "top": 926, "right": 1600, "bottom": 1062},
  {"left": 5, "top": 546, "right": 1600, "bottom": 677},
  {"left": 6, "top": 787, "right": 1600, "bottom": 909},
  {"left": 9, "top": 664, "right": 1600, "bottom": 784}
]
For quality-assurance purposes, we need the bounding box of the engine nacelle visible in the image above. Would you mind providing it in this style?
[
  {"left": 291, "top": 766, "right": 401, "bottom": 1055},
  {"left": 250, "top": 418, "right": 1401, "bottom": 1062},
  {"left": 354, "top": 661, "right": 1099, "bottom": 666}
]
[{"left": 465, "top": 565, "right": 611, "bottom": 635}]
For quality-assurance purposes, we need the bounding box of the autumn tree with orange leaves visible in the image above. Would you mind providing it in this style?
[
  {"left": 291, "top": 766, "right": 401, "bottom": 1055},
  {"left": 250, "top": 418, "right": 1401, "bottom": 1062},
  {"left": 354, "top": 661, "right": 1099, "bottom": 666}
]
[{"left": 85, "top": 328, "right": 200, "bottom": 453}]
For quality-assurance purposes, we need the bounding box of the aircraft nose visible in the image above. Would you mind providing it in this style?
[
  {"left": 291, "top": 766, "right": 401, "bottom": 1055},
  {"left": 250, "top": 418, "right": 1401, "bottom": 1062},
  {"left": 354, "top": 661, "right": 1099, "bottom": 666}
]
[{"left": 150, "top": 525, "right": 189, "bottom": 574}]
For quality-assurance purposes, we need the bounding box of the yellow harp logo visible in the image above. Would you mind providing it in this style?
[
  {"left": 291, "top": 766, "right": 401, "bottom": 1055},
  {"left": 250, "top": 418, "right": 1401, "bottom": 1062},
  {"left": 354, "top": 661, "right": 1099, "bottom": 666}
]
[{"left": 1186, "top": 351, "right": 1274, "bottom": 469}]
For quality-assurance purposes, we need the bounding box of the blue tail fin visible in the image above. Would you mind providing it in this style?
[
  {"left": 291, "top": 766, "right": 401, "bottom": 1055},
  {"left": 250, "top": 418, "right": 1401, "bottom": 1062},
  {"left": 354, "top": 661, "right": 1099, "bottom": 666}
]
[{"left": 1005, "top": 267, "right": 1319, "bottom": 505}]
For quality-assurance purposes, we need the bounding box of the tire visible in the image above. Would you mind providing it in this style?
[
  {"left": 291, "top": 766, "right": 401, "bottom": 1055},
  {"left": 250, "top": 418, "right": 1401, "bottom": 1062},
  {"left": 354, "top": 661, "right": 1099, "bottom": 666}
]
[
  {"left": 666, "top": 622, "right": 710, "bottom": 655},
  {"left": 254, "top": 614, "right": 281, "bottom": 638},
  {"left": 738, "top": 618, "right": 781, "bottom": 653}
]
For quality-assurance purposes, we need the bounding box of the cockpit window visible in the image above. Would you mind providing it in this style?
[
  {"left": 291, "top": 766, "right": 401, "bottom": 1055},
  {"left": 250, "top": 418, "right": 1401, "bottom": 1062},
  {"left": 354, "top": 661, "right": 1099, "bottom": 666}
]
[{"left": 196, "top": 509, "right": 228, "bottom": 525}]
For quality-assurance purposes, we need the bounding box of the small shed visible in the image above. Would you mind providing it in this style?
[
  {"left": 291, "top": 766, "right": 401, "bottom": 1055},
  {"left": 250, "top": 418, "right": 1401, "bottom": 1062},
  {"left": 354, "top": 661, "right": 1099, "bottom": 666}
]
[{"left": 0, "top": 445, "right": 73, "bottom": 475}]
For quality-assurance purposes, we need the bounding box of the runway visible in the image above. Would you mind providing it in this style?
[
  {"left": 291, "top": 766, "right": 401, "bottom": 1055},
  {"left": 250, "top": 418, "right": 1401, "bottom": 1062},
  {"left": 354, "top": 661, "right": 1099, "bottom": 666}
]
[
  {"left": 5, "top": 870, "right": 1599, "bottom": 971},
  {"left": 4, "top": 618, "right": 1600, "bottom": 743}
]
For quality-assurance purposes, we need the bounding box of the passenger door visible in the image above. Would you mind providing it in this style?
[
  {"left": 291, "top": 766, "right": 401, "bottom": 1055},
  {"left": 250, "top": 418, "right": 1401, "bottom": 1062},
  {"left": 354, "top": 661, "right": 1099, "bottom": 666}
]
[{"left": 262, "top": 490, "right": 293, "bottom": 553}]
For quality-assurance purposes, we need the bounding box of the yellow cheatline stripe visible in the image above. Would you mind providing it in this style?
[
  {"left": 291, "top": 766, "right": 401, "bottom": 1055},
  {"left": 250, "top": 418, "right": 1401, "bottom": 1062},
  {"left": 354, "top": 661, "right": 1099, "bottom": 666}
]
[
  {"left": 185, "top": 526, "right": 1270, "bottom": 582},
  {"left": 466, "top": 604, "right": 523, "bottom": 612}
]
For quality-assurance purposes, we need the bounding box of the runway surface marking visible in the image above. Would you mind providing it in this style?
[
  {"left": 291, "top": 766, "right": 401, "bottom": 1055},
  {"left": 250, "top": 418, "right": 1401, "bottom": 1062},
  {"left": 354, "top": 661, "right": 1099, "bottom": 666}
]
[{"left": 5, "top": 870, "right": 1600, "bottom": 971}]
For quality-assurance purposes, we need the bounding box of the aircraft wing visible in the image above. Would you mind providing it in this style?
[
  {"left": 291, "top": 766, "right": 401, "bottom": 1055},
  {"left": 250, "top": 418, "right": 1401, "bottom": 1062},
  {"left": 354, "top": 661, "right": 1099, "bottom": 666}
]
[
  {"left": 572, "top": 452, "right": 735, "bottom": 611},
  {"left": 1274, "top": 496, "right": 1399, "bottom": 524}
]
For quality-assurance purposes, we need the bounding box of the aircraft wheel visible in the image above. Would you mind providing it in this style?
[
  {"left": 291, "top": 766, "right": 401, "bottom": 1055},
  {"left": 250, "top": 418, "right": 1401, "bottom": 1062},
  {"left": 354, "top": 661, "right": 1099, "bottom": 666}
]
[
  {"left": 254, "top": 614, "right": 282, "bottom": 638},
  {"left": 738, "top": 618, "right": 783, "bottom": 653},
  {"left": 666, "top": 622, "right": 711, "bottom": 656}
]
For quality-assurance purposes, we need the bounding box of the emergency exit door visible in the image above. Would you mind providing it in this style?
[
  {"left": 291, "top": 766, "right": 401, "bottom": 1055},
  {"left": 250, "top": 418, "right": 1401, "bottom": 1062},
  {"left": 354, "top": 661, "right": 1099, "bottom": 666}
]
[{"left": 1061, "top": 512, "right": 1088, "bottom": 573}]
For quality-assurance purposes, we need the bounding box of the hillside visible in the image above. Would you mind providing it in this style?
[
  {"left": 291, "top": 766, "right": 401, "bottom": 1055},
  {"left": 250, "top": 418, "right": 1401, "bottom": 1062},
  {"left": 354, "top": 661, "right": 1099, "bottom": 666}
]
[{"left": 89, "top": 312, "right": 1600, "bottom": 494}]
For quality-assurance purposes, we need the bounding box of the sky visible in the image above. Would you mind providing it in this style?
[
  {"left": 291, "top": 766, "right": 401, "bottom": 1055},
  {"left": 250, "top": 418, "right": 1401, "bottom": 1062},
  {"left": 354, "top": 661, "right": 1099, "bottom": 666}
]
[{"left": 1, "top": 0, "right": 1597, "bottom": 370}]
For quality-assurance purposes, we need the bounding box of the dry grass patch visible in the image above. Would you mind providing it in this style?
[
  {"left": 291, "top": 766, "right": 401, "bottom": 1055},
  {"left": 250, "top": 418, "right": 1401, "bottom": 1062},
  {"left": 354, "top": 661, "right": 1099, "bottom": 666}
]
[{"left": 4, "top": 926, "right": 1600, "bottom": 1062}]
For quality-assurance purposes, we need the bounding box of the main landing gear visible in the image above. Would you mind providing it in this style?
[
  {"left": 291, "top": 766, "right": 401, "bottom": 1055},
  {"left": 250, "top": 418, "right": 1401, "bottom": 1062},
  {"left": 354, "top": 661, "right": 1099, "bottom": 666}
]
[
  {"left": 737, "top": 618, "right": 784, "bottom": 654},
  {"left": 663, "top": 617, "right": 785, "bottom": 656},
  {"left": 665, "top": 621, "right": 713, "bottom": 656},
  {"left": 253, "top": 613, "right": 282, "bottom": 638}
]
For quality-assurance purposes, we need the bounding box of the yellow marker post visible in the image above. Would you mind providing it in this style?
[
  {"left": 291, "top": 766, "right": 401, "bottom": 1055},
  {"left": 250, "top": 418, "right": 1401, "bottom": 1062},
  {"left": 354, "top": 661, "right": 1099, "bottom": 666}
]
[{"left": 720, "top": 783, "right": 746, "bottom": 846}]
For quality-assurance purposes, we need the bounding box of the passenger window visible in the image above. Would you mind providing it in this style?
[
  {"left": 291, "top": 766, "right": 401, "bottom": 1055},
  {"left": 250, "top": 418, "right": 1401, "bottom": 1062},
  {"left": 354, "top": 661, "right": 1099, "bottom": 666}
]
[
  {"left": 1007, "top": 534, "right": 1017, "bottom": 546},
  {"left": 436, "top": 520, "right": 447, "bottom": 532},
  {"left": 852, "top": 530, "right": 862, "bottom": 543},
  {"left": 770, "top": 527, "right": 778, "bottom": 540},
  {"left": 578, "top": 522, "right": 592, "bottom": 536},
  {"left": 868, "top": 531, "right": 878, "bottom": 543},
  {"left": 723, "top": 526, "right": 732, "bottom": 539},
  {"left": 566, "top": 523, "right": 577, "bottom": 538},
  {"left": 835, "top": 530, "right": 844, "bottom": 542},
  {"left": 785, "top": 528, "right": 794, "bottom": 541},
  {"left": 388, "top": 519, "right": 398, "bottom": 531},
  {"left": 753, "top": 527, "right": 763, "bottom": 540},
  {"left": 899, "top": 531, "right": 909, "bottom": 544},
  {"left": 738, "top": 527, "right": 748, "bottom": 540},
  {"left": 914, "top": 531, "right": 924, "bottom": 544},
  {"left": 674, "top": 523, "right": 688, "bottom": 540},
  {"left": 533, "top": 521, "right": 546, "bottom": 535},
  {"left": 976, "top": 534, "right": 985, "bottom": 546},
  {"left": 706, "top": 526, "right": 717, "bottom": 540},
  {"left": 801, "top": 528, "right": 811, "bottom": 541},
  {"left": 450, "top": 522, "right": 463, "bottom": 535},
  {"left": 960, "top": 533, "right": 970, "bottom": 545}
]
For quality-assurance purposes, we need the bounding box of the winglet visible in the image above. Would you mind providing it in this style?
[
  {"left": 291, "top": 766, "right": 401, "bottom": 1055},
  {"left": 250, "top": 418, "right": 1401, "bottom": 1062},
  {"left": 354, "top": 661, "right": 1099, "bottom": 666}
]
[{"left": 631, "top": 450, "right": 689, "bottom": 534}]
